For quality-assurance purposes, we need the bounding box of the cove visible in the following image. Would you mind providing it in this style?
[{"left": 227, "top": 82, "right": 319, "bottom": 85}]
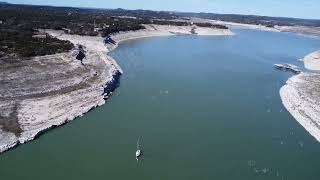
[{"left": 1, "top": 29, "right": 320, "bottom": 180}]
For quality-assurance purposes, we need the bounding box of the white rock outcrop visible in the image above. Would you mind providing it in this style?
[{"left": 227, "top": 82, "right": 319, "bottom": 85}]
[
  {"left": 280, "top": 73, "right": 320, "bottom": 142},
  {"left": 304, "top": 51, "right": 320, "bottom": 71},
  {"left": 0, "top": 31, "right": 122, "bottom": 153}
]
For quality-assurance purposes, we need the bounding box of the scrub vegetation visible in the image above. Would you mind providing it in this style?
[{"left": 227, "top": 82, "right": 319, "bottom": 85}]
[{"left": 0, "top": 3, "right": 228, "bottom": 58}]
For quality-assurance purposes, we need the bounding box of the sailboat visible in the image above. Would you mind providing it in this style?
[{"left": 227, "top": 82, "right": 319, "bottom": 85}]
[{"left": 136, "top": 138, "right": 142, "bottom": 160}]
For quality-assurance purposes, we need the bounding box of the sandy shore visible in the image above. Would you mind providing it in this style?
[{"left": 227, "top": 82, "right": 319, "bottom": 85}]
[
  {"left": 277, "top": 26, "right": 320, "bottom": 38},
  {"left": 110, "top": 24, "right": 233, "bottom": 45},
  {"left": 0, "top": 24, "right": 232, "bottom": 153},
  {"left": 280, "top": 73, "right": 320, "bottom": 142},
  {"left": 210, "top": 20, "right": 280, "bottom": 32},
  {"left": 209, "top": 19, "right": 320, "bottom": 38},
  {"left": 304, "top": 51, "right": 320, "bottom": 71}
]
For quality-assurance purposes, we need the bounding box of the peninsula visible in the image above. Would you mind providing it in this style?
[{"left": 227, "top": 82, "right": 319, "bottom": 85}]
[
  {"left": 280, "top": 51, "right": 320, "bottom": 142},
  {"left": 0, "top": 4, "right": 232, "bottom": 153}
]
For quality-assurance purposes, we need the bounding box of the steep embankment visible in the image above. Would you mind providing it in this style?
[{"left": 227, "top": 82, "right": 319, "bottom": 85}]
[{"left": 0, "top": 31, "right": 122, "bottom": 153}]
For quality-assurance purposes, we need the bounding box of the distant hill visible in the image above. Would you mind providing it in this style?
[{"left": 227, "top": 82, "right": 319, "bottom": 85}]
[
  {"left": 0, "top": 3, "right": 178, "bottom": 20},
  {"left": 175, "top": 12, "right": 320, "bottom": 27},
  {"left": 1, "top": 2, "right": 319, "bottom": 27}
]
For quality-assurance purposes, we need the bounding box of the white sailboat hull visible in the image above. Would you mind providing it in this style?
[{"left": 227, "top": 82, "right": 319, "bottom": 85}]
[{"left": 136, "top": 150, "right": 141, "bottom": 157}]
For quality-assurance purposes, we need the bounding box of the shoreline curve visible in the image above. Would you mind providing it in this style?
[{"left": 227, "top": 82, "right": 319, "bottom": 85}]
[
  {"left": 280, "top": 73, "right": 320, "bottom": 143},
  {"left": 0, "top": 24, "right": 233, "bottom": 154}
]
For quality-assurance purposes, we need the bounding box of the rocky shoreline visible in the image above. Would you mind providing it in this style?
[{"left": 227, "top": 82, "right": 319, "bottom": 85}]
[
  {"left": 280, "top": 73, "right": 320, "bottom": 142},
  {"left": 0, "top": 31, "right": 122, "bottom": 153},
  {"left": 210, "top": 20, "right": 320, "bottom": 38},
  {"left": 280, "top": 50, "right": 320, "bottom": 143},
  {"left": 0, "top": 24, "right": 232, "bottom": 154},
  {"left": 304, "top": 51, "right": 320, "bottom": 71}
]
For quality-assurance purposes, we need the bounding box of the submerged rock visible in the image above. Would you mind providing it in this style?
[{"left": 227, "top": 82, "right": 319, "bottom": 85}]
[{"left": 274, "top": 63, "right": 301, "bottom": 74}]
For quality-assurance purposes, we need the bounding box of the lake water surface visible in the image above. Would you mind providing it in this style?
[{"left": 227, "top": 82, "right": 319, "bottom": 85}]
[{"left": 1, "top": 29, "right": 320, "bottom": 180}]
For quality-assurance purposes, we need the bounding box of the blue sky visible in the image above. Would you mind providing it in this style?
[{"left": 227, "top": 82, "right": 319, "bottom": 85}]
[{"left": 6, "top": 0, "right": 320, "bottom": 19}]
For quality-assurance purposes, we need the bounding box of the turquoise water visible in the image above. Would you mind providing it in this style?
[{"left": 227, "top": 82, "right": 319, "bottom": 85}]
[{"left": 1, "top": 29, "right": 320, "bottom": 179}]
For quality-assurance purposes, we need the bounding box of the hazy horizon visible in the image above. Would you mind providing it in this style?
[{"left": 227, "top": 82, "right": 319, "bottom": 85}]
[{"left": 4, "top": 0, "right": 320, "bottom": 20}]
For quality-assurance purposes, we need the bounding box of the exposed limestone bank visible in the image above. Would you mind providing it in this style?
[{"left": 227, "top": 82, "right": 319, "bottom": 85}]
[
  {"left": 0, "top": 31, "right": 122, "bottom": 153},
  {"left": 280, "top": 73, "right": 320, "bottom": 142},
  {"left": 304, "top": 51, "right": 320, "bottom": 71},
  {"left": 277, "top": 26, "right": 320, "bottom": 38},
  {"left": 109, "top": 24, "right": 233, "bottom": 44},
  {"left": 0, "top": 24, "right": 232, "bottom": 154},
  {"left": 210, "top": 20, "right": 280, "bottom": 32},
  {"left": 209, "top": 20, "right": 320, "bottom": 38}
]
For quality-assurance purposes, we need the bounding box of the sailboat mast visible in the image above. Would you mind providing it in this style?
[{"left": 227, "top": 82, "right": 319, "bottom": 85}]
[{"left": 137, "top": 137, "right": 140, "bottom": 150}]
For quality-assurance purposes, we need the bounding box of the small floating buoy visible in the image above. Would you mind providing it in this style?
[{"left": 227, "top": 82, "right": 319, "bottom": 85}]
[{"left": 248, "top": 160, "right": 256, "bottom": 166}]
